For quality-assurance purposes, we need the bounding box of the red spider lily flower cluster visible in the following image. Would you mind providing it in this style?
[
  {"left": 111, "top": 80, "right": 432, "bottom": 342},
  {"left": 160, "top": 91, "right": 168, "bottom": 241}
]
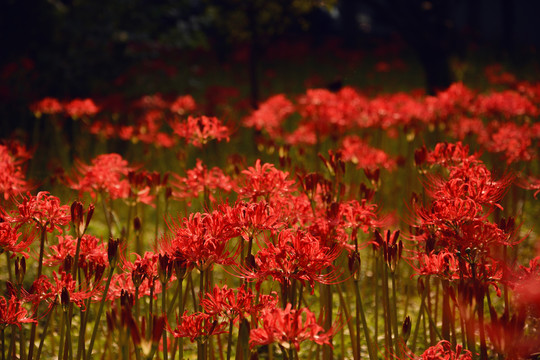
[
  {"left": 0, "top": 295, "right": 35, "bottom": 329},
  {"left": 45, "top": 235, "right": 108, "bottom": 275},
  {"left": 161, "top": 210, "right": 238, "bottom": 272},
  {"left": 411, "top": 142, "right": 516, "bottom": 282},
  {"left": 70, "top": 153, "right": 133, "bottom": 200},
  {"left": 249, "top": 303, "right": 334, "bottom": 351},
  {"left": 239, "top": 229, "right": 341, "bottom": 292},
  {"left": 0, "top": 142, "right": 32, "bottom": 200},
  {"left": 243, "top": 94, "right": 294, "bottom": 137},
  {"left": 171, "top": 115, "right": 231, "bottom": 147},
  {"left": 30, "top": 97, "right": 99, "bottom": 118},
  {"left": 415, "top": 340, "right": 472, "bottom": 360},
  {"left": 3, "top": 191, "right": 70, "bottom": 233},
  {"left": 0, "top": 223, "right": 34, "bottom": 255},
  {"left": 339, "top": 135, "right": 397, "bottom": 171},
  {"left": 172, "top": 159, "right": 233, "bottom": 202},
  {"left": 237, "top": 159, "right": 296, "bottom": 202}
]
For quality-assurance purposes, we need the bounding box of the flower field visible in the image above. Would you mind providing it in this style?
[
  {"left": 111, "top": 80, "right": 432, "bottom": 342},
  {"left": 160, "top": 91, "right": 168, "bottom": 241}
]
[{"left": 1, "top": 64, "right": 540, "bottom": 360}]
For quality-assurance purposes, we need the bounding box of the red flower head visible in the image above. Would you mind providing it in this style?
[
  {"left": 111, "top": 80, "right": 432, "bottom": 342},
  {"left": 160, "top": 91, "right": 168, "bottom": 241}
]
[
  {"left": 171, "top": 311, "right": 227, "bottom": 342},
  {"left": 171, "top": 115, "right": 231, "bottom": 147},
  {"left": 161, "top": 210, "right": 238, "bottom": 272},
  {"left": 0, "top": 295, "right": 35, "bottom": 329},
  {"left": 241, "top": 229, "right": 341, "bottom": 293},
  {"left": 64, "top": 98, "right": 99, "bottom": 118},
  {"left": 0, "top": 142, "right": 32, "bottom": 200},
  {"left": 237, "top": 160, "right": 296, "bottom": 202},
  {"left": 249, "top": 303, "right": 334, "bottom": 350},
  {"left": 70, "top": 153, "right": 132, "bottom": 200},
  {"left": 3, "top": 192, "right": 70, "bottom": 233}
]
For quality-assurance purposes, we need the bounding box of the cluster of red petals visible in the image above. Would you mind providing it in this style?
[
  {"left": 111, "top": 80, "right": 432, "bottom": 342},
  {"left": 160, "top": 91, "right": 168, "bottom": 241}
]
[
  {"left": 0, "top": 143, "right": 32, "bottom": 200},
  {"left": 249, "top": 303, "right": 333, "bottom": 350},
  {"left": 161, "top": 210, "right": 238, "bottom": 271},
  {"left": 0, "top": 295, "right": 35, "bottom": 329},
  {"left": 25, "top": 271, "right": 93, "bottom": 310},
  {"left": 221, "top": 200, "right": 282, "bottom": 241},
  {"left": 411, "top": 142, "right": 515, "bottom": 281},
  {"left": 171, "top": 115, "right": 230, "bottom": 147},
  {"left": 3, "top": 191, "right": 70, "bottom": 232},
  {"left": 243, "top": 94, "right": 294, "bottom": 137},
  {"left": 45, "top": 234, "right": 108, "bottom": 274},
  {"left": 416, "top": 340, "right": 472, "bottom": 360},
  {"left": 0, "top": 222, "right": 34, "bottom": 254},
  {"left": 237, "top": 160, "right": 296, "bottom": 202},
  {"left": 241, "top": 229, "right": 340, "bottom": 292},
  {"left": 172, "top": 159, "right": 233, "bottom": 202},
  {"left": 30, "top": 97, "right": 99, "bottom": 118},
  {"left": 70, "top": 153, "right": 132, "bottom": 200},
  {"left": 171, "top": 311, "right": 228, "bottom": 342},
  {"left": 339, "top": 135, "right": 397, "bottom": 171}
]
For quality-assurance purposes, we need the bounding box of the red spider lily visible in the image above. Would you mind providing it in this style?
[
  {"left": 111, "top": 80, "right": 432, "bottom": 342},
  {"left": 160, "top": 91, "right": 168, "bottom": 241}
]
[
  {"left": 161, "top": 210, "right": 238, "bottom": 271},
  {"left": 243, "top": 94, "right": 294, "bottom": 137},
  {"left": 30, "top": 97, "right": 63, "bottom": 117},
  {"left": 70, "top": 153, "right": 133, "bottom": 200},
  {"left": 0, "top": 142, "right": 32, "bottom": 201},
  {"left": 170, "top": 94, "right": 196, "bottom": 114},
  {"left": 121, "top": 251, "right": 159, "bottom": 288},
  {"left": 412, "top": 340, "right": 472, "bottom": 360},
  {"left": 0, "top": 295, "right": 35, "bottom": 329},
  {"left": 415, "top": 142, "right": 479, "bottom": 168},
  {"left": 516, "top": 175, "right": 540, "bottom": 198},
  {"left": 45, "top": 234, "right": 108, "bottom": 274},
  {"left": 409, "top": 251, "right": 459, "bottom": 279},
  {"left": 172, "top": 159, "right": 233, "bottom": 202},
  {"left": 297, "top": 88, "right": 352, "bottom": 135},
  {"left": 340, "top": 199, "right": 383, "bottom": 234},
  {"left": 0, "top": 222, "right": 34, "bottom": 255},
  {"left": 448, "top": 116, "right": 486, "bottom": 141},
  {"left": 171, "top": 311, "right": 228, "bottom": 343},
  {"left": 237, "top": 159, "right": 296, "bottom": 202},
  {"left": 64, "top": 98, "right": 99, "bottom": 118},
  {"left": 474, "top": 90, "right": 537, "bottom": 118},
  {"left": 3, "top": 191, "right": 70, "bottom": 233},
  {"left": 221, "top": 200, "right": 283, "bottom": 241},
  {"left": 249, "top": 303, "right": 334, "bottom": 350},
  {"left": 239, "top": 229, "right": 341, "bottom": 293},
  {"left": 25, "top": 271, "right": 94, "bottom": 311},
  {"left": 339, "top": 135, "right": 397, "bottom": 171},
  {"left": 107, "top": 271, "right": 163, "bottom": 302},
  {"left": 200, "top": 284, "right": 255, "bottom": 321},
  {"left": 480, "top": 121, "right": 535, "bottom": 164},
  {"left": 171, "top": 115, "right": 230, "bottom": 147}
]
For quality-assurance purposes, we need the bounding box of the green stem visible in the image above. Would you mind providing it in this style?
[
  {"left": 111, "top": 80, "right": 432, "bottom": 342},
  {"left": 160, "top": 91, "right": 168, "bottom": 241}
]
[
  {"left": 354, "top": 279, "right": 376, "bottom": 360},
  {"left": 28, "top": 226, "right": 47, "bottom": 360},
  {"left": 162, "top": 282, "right": 168, "bottom": 360},
  {"left": 87, "top": 264, "right": 116, "bottom": 358},
  {"left": 391, "top": 271, "right": 401, "bottom": 357},
  {"left": 64, "top": 310, "right": 73, "bottom": 360},
  {"left": 226, "top": 320, "right": 234, "bottom": 360}
]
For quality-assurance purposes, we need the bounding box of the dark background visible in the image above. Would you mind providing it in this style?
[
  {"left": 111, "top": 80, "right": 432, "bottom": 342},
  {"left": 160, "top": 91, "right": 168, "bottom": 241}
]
[{"left": 1, "top": 0, "right": 539, "bottom": 131}]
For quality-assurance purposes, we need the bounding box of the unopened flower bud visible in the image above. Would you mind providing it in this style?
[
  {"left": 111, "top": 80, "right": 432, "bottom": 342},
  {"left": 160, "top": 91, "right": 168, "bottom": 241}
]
[
  {"left": 348, "top": 251, "right": 361, "bottom": 280},
  {"left": 64, "top": 254, "right": 74, "bottom": 274},
  {"left": 133, "top": 217, "right": 142, "bottom": 232},
  {"left": 61, "top": 287, "right": 70, "bottom": 312},
  {"left": 108, "top": 238, "right": 121, "bottom": 267},
  {"left": 152, "top": 315, "right": 166, "bottom": 344},
  {"left": 158, "top": 254, "right": 172, "bottom": 284},
  {"left": 402, "top": 315, "right": 411, "bottom": 343},
  {"left": 14, "top": 257, "right": 26, "bottom": 285}
]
